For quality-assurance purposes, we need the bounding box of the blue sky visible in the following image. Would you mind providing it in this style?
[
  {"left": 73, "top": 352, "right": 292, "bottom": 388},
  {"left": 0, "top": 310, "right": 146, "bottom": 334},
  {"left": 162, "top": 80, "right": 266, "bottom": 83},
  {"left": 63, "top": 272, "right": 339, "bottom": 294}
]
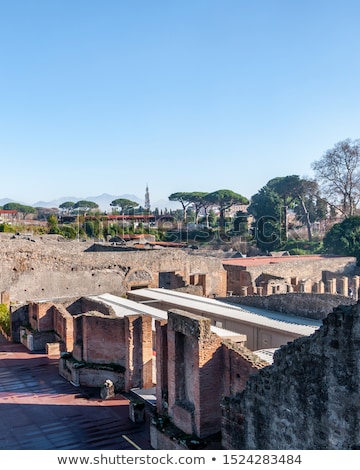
[{"left": 1, "top": 0, "right": 360, "bottom": 206}]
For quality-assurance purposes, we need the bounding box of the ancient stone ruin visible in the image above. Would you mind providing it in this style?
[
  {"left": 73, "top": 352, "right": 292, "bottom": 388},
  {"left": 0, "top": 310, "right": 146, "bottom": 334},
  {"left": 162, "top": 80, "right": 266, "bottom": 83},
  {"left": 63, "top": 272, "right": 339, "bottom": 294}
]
[{"left": 221, "top": 302, "right": 360, "bottom": 450}]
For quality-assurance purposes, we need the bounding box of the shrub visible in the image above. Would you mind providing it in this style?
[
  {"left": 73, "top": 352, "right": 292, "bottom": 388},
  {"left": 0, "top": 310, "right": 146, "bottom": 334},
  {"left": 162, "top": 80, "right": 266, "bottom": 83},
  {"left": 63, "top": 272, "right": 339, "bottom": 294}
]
[{"left": 0, "top": 304, "right": 10, "bottom": 336}]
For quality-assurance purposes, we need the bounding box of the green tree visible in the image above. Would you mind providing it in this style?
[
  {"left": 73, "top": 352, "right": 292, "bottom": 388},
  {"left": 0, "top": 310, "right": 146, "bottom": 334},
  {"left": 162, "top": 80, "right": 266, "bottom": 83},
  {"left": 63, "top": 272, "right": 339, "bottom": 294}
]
[
  {"left": 204, "top": 190, "right": 249, "bottom": 230},
  {"left": 59, "top": 225, "right": 77, "bottom": 239},
  {"left": 323, "top": 216, "right": 360, "bottom": 262},
  {"left": 59, "top": 201, "right": 75, "bottom": 213},
  {"left": 47, "top": 214, "right": 59, "bottom": 234},
  {"left": 207, "top": 209, "right": 217, "bottom": 227},
  {"left": 248, "top": 185, "right": 283, "bottom": 251},
  {"left": 3, "top": 202, "right": 35, "bottom": 219},
  {"left": 269, "top": 175, "right": 324, "bottom": 241},
  {"left": 110, "top": 198, "right": 138, "bottom": 214},
  {"left": 186, "top": 192, "right": 209, "bottom": 224},
  {"left": 168, "top": 192, "right": 194, "bottom": 222},
  {"left": 73, "top": 200, "right": 99, "bottom": 213},
  {"left": 84, "top": 220, "right": 95, "bottom": 238}
]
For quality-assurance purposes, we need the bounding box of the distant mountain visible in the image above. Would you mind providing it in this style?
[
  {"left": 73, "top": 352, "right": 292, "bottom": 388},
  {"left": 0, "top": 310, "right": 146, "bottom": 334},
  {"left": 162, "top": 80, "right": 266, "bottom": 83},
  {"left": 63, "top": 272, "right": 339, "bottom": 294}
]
[
  {"left": 0, "top": 198, "right": 18, "bottom": 207},
  {"left": 1, "top": 194, "right": 182, "bottom": 212},
  {"left": 151, "top": 199, "right": 182, "bottom": 211},
  {"left": 33, "top": 193, "right": 144, "bottom": 212}
]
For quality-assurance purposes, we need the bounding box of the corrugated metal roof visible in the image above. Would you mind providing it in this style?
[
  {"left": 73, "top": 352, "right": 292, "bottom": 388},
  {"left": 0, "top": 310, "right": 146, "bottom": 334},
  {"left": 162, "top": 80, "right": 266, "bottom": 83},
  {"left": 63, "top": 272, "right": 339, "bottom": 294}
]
[
  {"left": 127, "top": 288, "right": 321, "bottom": 336},
  {"left": 253, "top": 348, "right": 278, "bottom": 364},
  {"left": 88, "top": 293, "right": 244, "bottom": 340}
]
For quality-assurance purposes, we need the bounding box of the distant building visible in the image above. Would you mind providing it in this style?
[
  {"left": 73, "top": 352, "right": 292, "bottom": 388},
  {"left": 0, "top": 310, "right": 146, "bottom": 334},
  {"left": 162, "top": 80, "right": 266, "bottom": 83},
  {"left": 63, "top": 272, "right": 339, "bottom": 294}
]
[
  {"left": 145, "top": 184, "right": 151, "bottom": 211},
  {"left": 0, "top": 209, "right": 17, "bottom": 224}
]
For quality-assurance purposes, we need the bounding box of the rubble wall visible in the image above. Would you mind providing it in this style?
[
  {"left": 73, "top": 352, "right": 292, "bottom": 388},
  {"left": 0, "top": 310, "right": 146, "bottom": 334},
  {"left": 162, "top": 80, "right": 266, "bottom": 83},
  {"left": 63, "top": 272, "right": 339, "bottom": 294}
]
[
  {"left": 220, "top": 293, "right": 356, "bottom": 320},
  {"left": 0, "top": 238, "right": 226, "bottom": 301},
  {"left": 221, "top": 303, "right": 360, "bottom": 450}
]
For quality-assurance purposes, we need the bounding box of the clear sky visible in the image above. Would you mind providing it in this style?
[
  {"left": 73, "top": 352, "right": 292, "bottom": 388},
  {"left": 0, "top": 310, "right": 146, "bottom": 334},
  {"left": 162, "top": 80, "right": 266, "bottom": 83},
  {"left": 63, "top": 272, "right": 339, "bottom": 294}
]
[{"left": 1, "top": 0, "right": 360, "bottom": 206}]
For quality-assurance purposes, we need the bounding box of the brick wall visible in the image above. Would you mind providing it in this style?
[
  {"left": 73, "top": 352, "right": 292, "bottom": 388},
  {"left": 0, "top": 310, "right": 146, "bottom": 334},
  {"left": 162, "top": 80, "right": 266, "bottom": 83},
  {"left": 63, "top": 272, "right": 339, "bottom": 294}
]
[
  {"left": 52, "top": 304, "right": 74, "bottom": 352},
  {"left": 74, "top": 313, "right": 126, "bottom": 366},
  {"left": 155, "top": 309, "right": 267, "bottom": 442}
]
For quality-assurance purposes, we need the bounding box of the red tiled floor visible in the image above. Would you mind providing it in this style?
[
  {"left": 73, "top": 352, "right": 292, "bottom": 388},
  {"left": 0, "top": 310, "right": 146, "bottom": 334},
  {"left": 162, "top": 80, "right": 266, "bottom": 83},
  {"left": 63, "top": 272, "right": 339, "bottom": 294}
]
[{"left": 0, "top": 334, "right": 151, "bottom": 450}]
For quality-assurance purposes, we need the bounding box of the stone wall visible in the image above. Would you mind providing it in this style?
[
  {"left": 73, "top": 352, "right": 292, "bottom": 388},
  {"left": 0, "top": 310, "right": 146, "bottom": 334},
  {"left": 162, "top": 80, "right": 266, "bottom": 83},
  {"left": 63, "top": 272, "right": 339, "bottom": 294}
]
[
  {"left": 0, "top": 237, "right": 226, "bottom": 301},
  {"left": 10, "top": 304, "right": 29, "bottom": 342},
  {"left": 221, "top": 302, "right": 360, "bottom": 450},
  {"left": 224, "top": 256, "right": 357, "bottom": 296},
  {"left": 219, "top": 293, "right": 356, "bottom": 320}
]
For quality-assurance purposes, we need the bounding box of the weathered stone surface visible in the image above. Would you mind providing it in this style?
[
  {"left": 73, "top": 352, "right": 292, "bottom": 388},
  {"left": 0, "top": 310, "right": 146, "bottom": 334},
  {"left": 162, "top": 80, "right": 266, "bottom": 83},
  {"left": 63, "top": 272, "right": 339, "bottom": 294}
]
[
  {"left": 0, "top": 236, "right": 226, "bottom": 301},
  {"left": 220, "top": 293, "right": 356, "bottom": 320},
  {"left": 221, "top": 302, "right": 360, "bottom": 450}
]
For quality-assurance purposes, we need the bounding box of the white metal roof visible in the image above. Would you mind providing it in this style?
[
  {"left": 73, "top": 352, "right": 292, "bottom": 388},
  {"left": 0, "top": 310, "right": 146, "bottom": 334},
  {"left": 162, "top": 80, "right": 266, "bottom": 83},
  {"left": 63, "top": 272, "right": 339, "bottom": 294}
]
[
  {"left": 253, "top": 348, "right": 278, "bottom": 365},
  {"left": 88, "top": 292, "right": 245, "bottom": 341},
  {"left": 127, "top": 288, "right": 321, "bottom": 336}
]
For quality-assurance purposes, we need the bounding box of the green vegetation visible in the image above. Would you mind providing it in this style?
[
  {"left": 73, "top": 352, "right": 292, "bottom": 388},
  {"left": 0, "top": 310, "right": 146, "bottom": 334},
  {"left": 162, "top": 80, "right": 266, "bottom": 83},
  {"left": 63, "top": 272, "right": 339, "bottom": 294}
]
[
  {"left": 110, "top": 198, "right": 138, "bottom": 214},
  {"left": 0, "top": 304, "right": 10, "bottom": 336},
  {"left": 2, "top": 138, "right": 360, "bottom": 257},
  {"left": 323, "top": 216, "right": 360, "bottom": 263},
  {"left": 283, "top": 240, "right": 323, "bottom": 256}
]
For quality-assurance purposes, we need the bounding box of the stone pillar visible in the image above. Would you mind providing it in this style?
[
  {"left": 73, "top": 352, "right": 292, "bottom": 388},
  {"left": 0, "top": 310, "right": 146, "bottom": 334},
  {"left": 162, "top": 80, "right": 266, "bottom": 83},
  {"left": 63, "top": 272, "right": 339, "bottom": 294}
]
[
  {"left": 339, "top": 277, "right": 348, "bottom": 297},
  {"left": 240, "top": 286, "right": 248, "bottom": 297},
  {"left": 316, "top": 281, "right": 325, "bottom": 294},
  {"left": 352, "top": 276, "right": 360, "bottom": 301},
  {"left": 327, "top": 279, "right": 337, "bottom": 294},
  {"left": 256, "top": 287, "right": 263, "bottom": 296}
]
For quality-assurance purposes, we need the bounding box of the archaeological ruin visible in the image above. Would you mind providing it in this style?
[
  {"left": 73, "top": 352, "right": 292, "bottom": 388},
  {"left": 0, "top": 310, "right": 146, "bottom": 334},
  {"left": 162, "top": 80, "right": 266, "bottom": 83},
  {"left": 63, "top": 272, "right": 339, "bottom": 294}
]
[{"left": 2, "top": 234, "right": 360, "bottom": 449}]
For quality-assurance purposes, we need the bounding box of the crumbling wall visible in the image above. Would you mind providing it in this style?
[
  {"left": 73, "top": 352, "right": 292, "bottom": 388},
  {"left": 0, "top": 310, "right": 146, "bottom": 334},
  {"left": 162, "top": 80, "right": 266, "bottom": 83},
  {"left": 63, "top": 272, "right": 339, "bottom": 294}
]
[
  {"left": 224, "top": 256, "right": 357, "bottom": 296},
  {"left": 73, "top": 313, "right": 126, "bottom": 365},
  {"left": 221, "top": 302, "right": 360, "bottom": 450},
  {"left": 52, "top": 304, "right": 74, "bottom": 352},
  {"left": 68, "top": 312, "right": 153, "bottom": 392},
  {"left": 220, "top": 293, "right": 355, "bottom": 320},
  {"left": 0, "top": 238, "right": 226, "bottom": 301},
  {"left": 154, "top": 309, "right": 266, "bottom": 444}
]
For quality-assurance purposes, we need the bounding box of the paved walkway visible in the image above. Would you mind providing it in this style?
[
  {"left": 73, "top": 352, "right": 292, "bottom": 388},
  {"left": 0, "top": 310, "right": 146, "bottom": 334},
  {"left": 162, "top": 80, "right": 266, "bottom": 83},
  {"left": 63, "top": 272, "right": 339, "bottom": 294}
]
[{"left": 0, "top": 335, "right": 151, "bottom": 450}]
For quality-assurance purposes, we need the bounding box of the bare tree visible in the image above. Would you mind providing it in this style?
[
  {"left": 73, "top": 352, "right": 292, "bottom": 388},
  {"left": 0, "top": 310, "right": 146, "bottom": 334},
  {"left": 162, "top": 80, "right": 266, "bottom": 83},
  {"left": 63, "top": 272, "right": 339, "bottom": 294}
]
[{"left": 312, "top": 139, "right": 360, "bottom": 217}]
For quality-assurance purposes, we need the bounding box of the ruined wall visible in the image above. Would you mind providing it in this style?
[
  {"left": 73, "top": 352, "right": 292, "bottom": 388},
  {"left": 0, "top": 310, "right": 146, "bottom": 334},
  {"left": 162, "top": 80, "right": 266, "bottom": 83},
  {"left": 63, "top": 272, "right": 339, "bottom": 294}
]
[
  {"left": 72, "top": 313, "right": 126, "bottom": 366},
  {"left": 221, "top": 342, "right": 267, "bottom": 396},
  {"left": 155, "top": 309, "right": 266, "bottom": 442},
  {"left": 0, "top": 238, "right": 226, "bottom": 301},
  {"left": 221, "top": 302, "right": 360, "bottom": 450},
  {"left": 224, "top": 256, "right": 357, "bottom": 295},
  {"left": 124, "top": 315, "right": 153, "bottom": 390},
  {"left": 245, "top": 256, "right": 356, "bottom": 281},
  {"left": 29, "top": 302, "right": 54, "bottom": 331},
  {"left": 219, "top": 293, "right": 356, "bottom": 320},
  {"left": 65, "top": 297, "right": 116, "bottom": 317},
  {"left": 10, "top": 304, "right": 29, "bottom": 342},
  {"left": 70, "top": 312, "right": 153, "bottom": 391},
  {"left": 52, "top": 304, "right": 74, "bottom": 352}
]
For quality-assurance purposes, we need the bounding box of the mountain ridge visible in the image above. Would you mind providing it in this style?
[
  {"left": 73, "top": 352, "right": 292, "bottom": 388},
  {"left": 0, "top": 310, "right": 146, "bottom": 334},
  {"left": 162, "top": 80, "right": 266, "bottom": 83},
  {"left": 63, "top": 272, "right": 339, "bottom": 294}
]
[{"left": 0, "top": 194, "right": 181, "bottom": 211}]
